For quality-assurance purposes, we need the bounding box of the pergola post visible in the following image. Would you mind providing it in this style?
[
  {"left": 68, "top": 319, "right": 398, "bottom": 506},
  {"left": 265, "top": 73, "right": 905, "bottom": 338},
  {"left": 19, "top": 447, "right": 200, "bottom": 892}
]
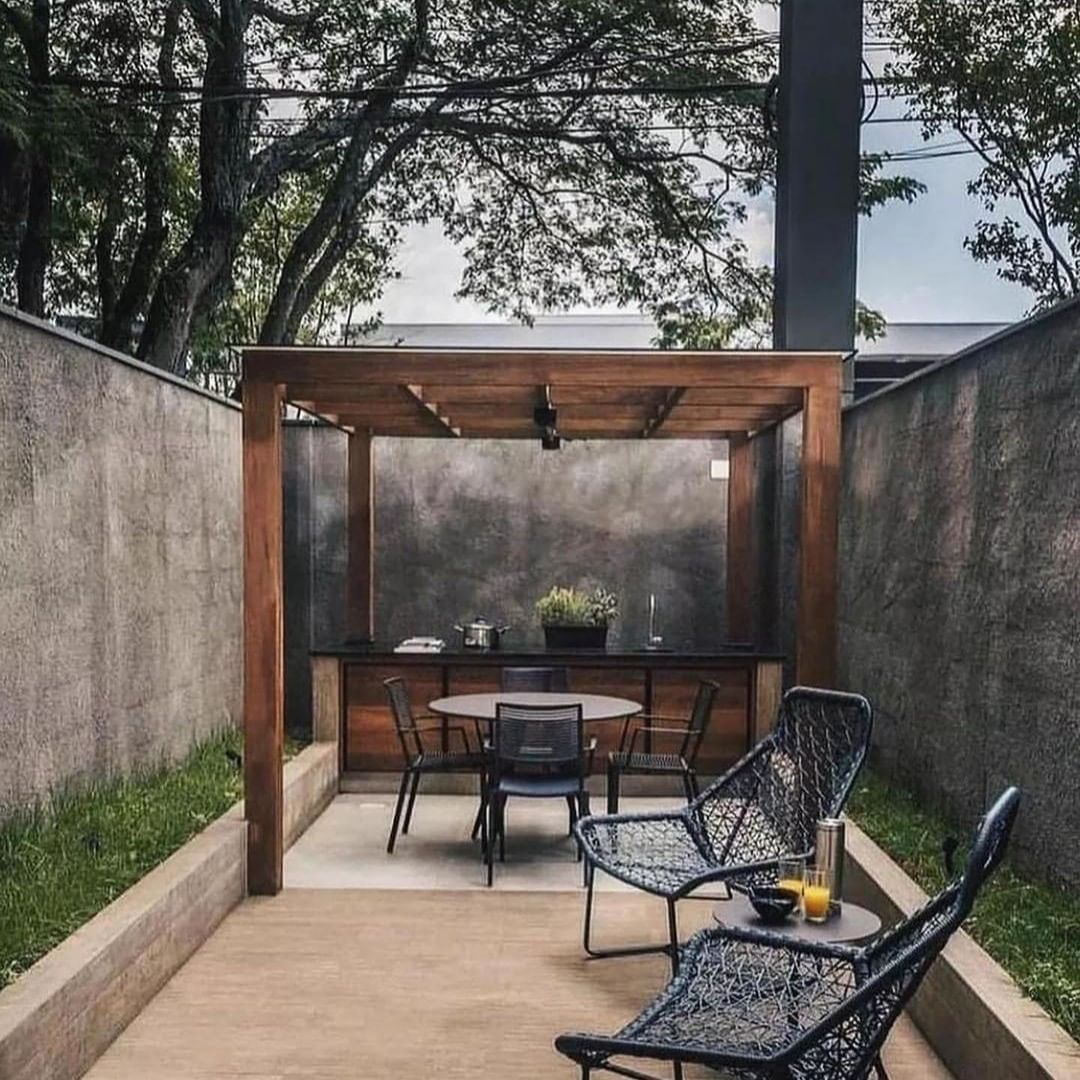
[
  {"left": 725, "top": 435, "right": 753, "bottom": 643},
  {"left": 242, "top": 375, "right": 285, "bottom": 895},
  {"left": 796, "top": 382, "right": 841, "bottom": 686},
  {"left": 346, "top": 429, "right": 375, "bottom": 641}
]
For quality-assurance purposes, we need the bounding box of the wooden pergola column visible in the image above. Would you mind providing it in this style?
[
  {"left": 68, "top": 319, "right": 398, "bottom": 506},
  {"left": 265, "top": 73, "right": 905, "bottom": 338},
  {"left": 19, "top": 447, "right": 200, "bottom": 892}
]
[
  {"left": 726, "top": 435, "right": 753, "bottom": 643},
  {"left": 242, "top": 375, "right": 284, "bottom": 895},
  {"left": 346, "top": 429, "right": 375, "bottom": 641},
  {"left": 795, "top": 382, "right": 841, "bottom": 686}
]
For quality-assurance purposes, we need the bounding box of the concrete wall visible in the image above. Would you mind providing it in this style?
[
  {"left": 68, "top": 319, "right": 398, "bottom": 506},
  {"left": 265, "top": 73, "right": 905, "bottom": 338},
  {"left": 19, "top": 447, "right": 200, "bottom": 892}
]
[
  {"left": 838, "top": 298, "right": 1080, "bottom": 888},
  {"left": 283, "top": 422, "right": 348, "bottom": 736},
  {"left": 0, "top": 307, "right": 242, "bottom": 811},
  {"left": 283, "top": 431, "right": 731, "bottom": 724}
]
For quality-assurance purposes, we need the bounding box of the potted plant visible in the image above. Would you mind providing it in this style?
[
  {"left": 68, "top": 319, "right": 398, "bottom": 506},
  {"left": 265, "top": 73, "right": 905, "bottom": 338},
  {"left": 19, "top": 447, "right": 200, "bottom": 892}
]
[{"left": 535, "top": 585, "right": 618, "bottom": 650}]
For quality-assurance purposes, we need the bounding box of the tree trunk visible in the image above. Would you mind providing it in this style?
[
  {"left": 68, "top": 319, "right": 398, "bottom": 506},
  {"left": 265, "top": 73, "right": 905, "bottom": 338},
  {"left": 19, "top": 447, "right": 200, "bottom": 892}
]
[
  {"left": 137, "top": 0, "right": 252, "bottom": 373},
  {"left": 15, "top": 0, "right": 52, "bottom": 318}
]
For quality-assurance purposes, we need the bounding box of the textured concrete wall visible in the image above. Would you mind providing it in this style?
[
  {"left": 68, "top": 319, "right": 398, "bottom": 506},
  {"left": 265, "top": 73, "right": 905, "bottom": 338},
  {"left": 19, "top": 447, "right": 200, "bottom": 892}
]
[
  {"left": 838, "top": 299, "right": 1080, "bottom": 888},
  {"left": 0, "top": 308, "right": 241, "bottom": 811},
  {"left": 282, "top": 431, "right": 731, "bottom": 708},
  {"left": 283, "top": 423, "right": 348, "bottom": 737}
]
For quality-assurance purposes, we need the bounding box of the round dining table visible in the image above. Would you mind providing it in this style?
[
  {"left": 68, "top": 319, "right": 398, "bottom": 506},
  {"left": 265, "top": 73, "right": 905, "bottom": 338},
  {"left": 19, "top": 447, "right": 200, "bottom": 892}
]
[{"left": 427, "top": 691, "right": 642, "bottom": 723}]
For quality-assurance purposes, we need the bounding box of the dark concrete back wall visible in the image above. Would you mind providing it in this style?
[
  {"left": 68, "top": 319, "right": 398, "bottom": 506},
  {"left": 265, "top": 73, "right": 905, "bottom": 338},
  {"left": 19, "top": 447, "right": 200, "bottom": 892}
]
[
  {"left": 0, "top": 308, "right": 242, "bottom": 811},
  {"left": 374, "top": 438, "right": 729, "bottom": 651},
  {"left": 282, "top": 430, "right": 731, "bottom": 728},
  {"left": 837, "top": 299, "right": 1080, "bottom": 889},
  {"left": 283, "top": 422, "right": 348, "bottom": 735}
]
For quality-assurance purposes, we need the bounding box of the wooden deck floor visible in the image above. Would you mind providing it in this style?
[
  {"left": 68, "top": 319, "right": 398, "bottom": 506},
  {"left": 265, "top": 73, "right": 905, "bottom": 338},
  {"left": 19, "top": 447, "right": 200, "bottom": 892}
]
[{"left": 86, "top": 888, "right": 952, "bottom": 1079}]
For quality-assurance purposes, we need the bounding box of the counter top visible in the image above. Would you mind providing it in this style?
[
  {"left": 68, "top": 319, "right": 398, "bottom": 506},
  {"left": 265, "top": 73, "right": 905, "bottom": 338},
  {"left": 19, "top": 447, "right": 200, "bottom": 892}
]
[{"left": 312, "top": 644, "right": 784, "bottom": 663}]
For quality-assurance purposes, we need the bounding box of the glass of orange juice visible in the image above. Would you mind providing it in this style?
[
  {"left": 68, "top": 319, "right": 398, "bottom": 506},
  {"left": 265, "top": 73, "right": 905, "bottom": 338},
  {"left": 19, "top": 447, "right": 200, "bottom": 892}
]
[
  {"left": 776, "top": 857, "right": 805, "bottom": 910},
  {"left": 803, "top": 867, "right": 832, "bottom": 922}
]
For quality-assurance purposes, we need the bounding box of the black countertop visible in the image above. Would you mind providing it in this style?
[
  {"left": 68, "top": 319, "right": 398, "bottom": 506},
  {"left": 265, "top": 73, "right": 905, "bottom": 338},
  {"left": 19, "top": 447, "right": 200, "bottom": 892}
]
[{"left": 311, "top": 644, "right": 784, "bottom": 663}]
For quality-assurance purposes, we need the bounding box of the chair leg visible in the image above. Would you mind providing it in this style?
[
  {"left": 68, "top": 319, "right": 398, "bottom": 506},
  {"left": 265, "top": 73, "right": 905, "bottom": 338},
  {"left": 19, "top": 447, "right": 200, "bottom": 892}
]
[
  {"left": 687, "top": 770, "right": 700, "bottom": 800},
  {"left": 402, "top": 771, "right": 421, "bottom": 834},
  {"left": 471, "top": 774, "right": 486, "bottom": 841},
  {"left": 498, "top": 794, "right": 507, "bottom": 862},
  {"left": 666, "top": 898, "right": 680, "bottom": 975},
  {"left": 680, "top": 769, "right": 695, "bottom": 805},
  {"left": 486, "top": 785, "right": 495, "bottom": 887},
  {"left": 566, "top": 794, "right": 577, "bottom": 836},
  {"left": 582, "top": 862, "right": 677, "bottom": 964},
  {"left": 873, "top": 1053, "right": 890, "bottom": 1080},
  {"left": 606, "top": 760, "right": 620, "bottom": 814},
  {"left": 387, "top": 770, "right": 410, "bottom": 854}
]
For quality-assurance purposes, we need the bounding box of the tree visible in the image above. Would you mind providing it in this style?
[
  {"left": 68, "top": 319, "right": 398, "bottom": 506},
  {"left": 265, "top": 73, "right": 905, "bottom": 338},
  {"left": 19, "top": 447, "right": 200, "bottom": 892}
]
[
  {"left": 1, "top": 0, "right": 781, "bottom": 373},
  {"left": 879, "top": 0, "right": 1080, "bottom": 306}
]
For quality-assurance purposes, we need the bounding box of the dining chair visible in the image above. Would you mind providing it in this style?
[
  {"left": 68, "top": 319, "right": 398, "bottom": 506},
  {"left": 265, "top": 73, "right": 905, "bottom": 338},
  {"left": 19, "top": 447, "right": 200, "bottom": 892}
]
[
  {"left": 383, "top": 677, "right": 488, "bottom": 854},
  {"left": 485, "top": 701, "right": 593, "bottom": 886},
  {"left": 500, "top": 666, "right": 570, "bottom": 692},
  {"left": 558, "top": 786, "right": 1020, "bottom": 1080},
  {"left": 576, "top": 686, "right": 873, "bottom": 973},
  {"left": 606, "top": 679, "right": 720, "bottom": 813}
]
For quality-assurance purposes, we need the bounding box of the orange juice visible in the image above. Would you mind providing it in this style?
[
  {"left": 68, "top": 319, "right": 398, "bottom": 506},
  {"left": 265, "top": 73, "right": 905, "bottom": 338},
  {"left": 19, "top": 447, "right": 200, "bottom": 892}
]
[
  {"left": 777, "top": 878, "right": 804, "bottom": 900},
  {"left": 803, "top": 884, "right": 831, "bottom": 921}
]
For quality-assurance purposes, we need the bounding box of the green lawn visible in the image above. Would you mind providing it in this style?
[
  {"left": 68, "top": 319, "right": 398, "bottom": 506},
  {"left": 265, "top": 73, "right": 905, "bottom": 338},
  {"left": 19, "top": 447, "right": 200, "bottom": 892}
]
[
  {"left": 0, "top": 729, "right": 247, "bottom": 988},
  {"left": 847, "top": 769, "right": 1080, "bottom": 1041}
]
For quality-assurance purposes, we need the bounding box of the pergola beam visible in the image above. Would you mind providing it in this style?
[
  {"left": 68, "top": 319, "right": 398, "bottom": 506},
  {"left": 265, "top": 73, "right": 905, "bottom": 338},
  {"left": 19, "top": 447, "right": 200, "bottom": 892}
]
[
  {"left": 243, "top": 348, "right": 841, "bottom": 389},
  {"left": 642, "top": 387, "right": 686, "bottom": 438}
]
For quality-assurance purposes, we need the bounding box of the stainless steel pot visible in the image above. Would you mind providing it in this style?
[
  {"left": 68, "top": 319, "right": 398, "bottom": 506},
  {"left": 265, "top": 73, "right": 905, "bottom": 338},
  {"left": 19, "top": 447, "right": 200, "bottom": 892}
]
[{"left": 454, "top": 617, "right": 510, "bottom": 650}]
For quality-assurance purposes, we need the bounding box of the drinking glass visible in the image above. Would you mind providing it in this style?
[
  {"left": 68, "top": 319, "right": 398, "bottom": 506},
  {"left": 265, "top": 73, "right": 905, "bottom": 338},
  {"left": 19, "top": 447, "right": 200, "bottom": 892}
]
[
  {"left": 803, "top": 867, "right": 832, "bottom": 922},
  {"left": 775, "top": 857, "right": 806, "bottom": 909}
]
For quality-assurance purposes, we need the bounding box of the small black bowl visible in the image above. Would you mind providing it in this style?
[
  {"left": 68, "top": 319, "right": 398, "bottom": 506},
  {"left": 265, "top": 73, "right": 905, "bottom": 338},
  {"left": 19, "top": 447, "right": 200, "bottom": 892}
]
[{"left": 748, "top": 885, "right": 798, "bottom": 924}]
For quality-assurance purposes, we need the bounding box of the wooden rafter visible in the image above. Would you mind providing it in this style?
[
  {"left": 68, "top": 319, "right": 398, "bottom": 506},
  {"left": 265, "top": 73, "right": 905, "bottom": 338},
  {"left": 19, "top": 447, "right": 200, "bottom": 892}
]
[
  {"left": 403, "top": 384, "right": 461, "bottom": 437},
  {"left": 642, "top": 387, "right": 685, "bottom": 438}
]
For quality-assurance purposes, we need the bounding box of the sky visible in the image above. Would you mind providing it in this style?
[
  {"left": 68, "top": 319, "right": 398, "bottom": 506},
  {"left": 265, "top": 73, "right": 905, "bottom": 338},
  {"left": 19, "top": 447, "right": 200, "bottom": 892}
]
[{"left": 369, "top": 30, "right": 1033, "bottom": 328}]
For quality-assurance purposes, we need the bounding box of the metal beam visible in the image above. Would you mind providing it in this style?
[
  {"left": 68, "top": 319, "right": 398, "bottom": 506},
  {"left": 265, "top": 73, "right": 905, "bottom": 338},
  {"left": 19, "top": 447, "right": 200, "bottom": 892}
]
[{"left": 773, "top": 0, "right": 863, "bottom": 357}]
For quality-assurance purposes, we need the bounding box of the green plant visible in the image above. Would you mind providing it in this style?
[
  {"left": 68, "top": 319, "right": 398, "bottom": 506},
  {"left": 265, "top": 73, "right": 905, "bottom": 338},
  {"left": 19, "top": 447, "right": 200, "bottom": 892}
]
[
  {"left": 848, "top": 769, "right": 1080, "bottom": 1040},
  {"left": 0, "top": 728, "right": 248, "bottom": 988},
  {"left": 535, "top": 585, "right": 618, "bottom": 627}
]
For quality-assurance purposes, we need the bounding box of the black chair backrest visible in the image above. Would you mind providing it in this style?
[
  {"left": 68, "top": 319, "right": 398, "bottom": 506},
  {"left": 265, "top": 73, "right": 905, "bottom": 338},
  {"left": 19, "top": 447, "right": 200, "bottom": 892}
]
[
  {"left": 500, "top": 666, "right": 569, "bottom": 692},
  {"left": 694, "top": 686, "right": 873, "bottom": 864},
  {"left": 493, "top": 702, "right": 584, "bottom": 780},
  {"left": 784, "top": 787, "right": 1020, "bottom": 1079},
  {"left": 384, "top": 677, "right": 422, "bottom": 763},
  {"left": 681, "top": 680, "right": 720, "bottom": 763}
]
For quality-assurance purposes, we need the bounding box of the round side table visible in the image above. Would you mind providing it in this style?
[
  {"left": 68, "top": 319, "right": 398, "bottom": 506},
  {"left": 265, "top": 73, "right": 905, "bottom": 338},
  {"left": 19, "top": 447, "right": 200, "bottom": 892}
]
[{"left": 713, "top": 893, "right": 882, "bottom": 944}]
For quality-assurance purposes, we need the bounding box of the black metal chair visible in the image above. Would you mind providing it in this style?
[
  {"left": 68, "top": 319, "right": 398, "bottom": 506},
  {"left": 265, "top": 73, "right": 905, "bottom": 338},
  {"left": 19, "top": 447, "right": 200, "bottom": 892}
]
[
  {"left": 576, "top": 686, "right": 873, "bottom": 972},
  {"left": 501, "top": 666, "right": 570, "bottom": 691},
  {"left": 383, "top": 676, "right": 488, "bottom": 854},
  {"left": 556, "top": 786, "right": 1021, "bottom": 1080},
  {"left": 486, "top": 701, "right": 594, "bottom": 886},
  {"left": 606, "top": 680, "right": 720, "bottom": 813}
]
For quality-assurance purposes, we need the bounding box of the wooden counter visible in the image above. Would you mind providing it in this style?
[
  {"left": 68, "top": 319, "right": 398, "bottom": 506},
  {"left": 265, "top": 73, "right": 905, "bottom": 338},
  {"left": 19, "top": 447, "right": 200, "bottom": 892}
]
[{"left": 311, "top": 648, "right": 784, "bottom": 776}]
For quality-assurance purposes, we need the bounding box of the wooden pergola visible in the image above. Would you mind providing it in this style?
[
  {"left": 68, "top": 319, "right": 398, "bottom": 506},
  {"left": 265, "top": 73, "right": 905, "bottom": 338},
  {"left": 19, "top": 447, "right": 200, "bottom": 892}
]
[{"left": 239, "top": 346, "right": 843, "bottom": 893}]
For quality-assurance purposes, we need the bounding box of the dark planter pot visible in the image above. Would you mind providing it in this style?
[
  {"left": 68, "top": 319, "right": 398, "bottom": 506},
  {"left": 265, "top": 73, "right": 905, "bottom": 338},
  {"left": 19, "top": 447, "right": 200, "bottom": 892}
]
[{"left": 543, "top": 624, "right": 608, "bottom": 650}]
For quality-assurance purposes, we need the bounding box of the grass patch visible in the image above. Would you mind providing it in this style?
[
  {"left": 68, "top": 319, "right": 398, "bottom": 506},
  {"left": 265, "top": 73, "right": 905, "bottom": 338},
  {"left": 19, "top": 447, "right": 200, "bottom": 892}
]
[
  {"left": 848, "top": 769, "right": 1080, "bottom": 1041},
  {"left": 0, "top": 728, "right": 246, "bottom": 989}
]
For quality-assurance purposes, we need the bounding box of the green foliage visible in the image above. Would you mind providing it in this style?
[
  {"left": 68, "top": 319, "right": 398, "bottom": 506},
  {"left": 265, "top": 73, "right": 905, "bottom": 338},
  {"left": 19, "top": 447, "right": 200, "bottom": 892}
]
[
  {"left": 848, "top": 769, "right": 1080, "bottom": 1040},
  {"left": 878, "top": 0, "right": 1080, "bottom": 305},
  {"left": 0, "top": 728, "right": 244, "bottom": 988},
  {"left": 535, "top": 585, "right": 618, "bottom": 627},
  {"left": 858, "top": 153, "right": 926, "bottom": 218}
]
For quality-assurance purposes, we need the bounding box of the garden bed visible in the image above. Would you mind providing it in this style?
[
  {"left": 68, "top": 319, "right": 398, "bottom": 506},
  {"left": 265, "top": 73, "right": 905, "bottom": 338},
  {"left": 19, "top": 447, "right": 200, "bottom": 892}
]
[
  {"left": 848, "top": 771, "right": 1079, "bottom": 1041},
  {"left": 0, "top": 730, "right": 246, "bottom": 988}
]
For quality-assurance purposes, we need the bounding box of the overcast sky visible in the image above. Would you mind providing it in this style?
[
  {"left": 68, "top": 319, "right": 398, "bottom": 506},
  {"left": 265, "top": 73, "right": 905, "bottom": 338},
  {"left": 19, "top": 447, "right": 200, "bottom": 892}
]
[{"left": 370, "top": 35, "right": 1032, "bottom": 328}]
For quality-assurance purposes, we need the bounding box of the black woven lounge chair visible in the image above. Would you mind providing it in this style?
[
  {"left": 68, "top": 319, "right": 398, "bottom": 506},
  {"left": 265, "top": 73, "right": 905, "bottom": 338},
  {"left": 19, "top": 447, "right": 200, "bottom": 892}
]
[
  {"left": 606, "top": 679, "right": 720, "bottom": 813},
  {"left": 576, "top": 686, "right": 873, "bottom": 972},
  {"left": 556, "top": 785, "right": 1020, "bottom": 1080},
  {"left": 384, "top": 677, "right": 488, "bottom": 854}
]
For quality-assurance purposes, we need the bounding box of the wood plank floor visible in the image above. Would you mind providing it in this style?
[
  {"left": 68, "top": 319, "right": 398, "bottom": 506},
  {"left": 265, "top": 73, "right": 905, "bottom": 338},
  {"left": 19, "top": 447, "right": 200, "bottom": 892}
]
[{"left": 86, "top": 888, "right": 952, "bottom": 1079}]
